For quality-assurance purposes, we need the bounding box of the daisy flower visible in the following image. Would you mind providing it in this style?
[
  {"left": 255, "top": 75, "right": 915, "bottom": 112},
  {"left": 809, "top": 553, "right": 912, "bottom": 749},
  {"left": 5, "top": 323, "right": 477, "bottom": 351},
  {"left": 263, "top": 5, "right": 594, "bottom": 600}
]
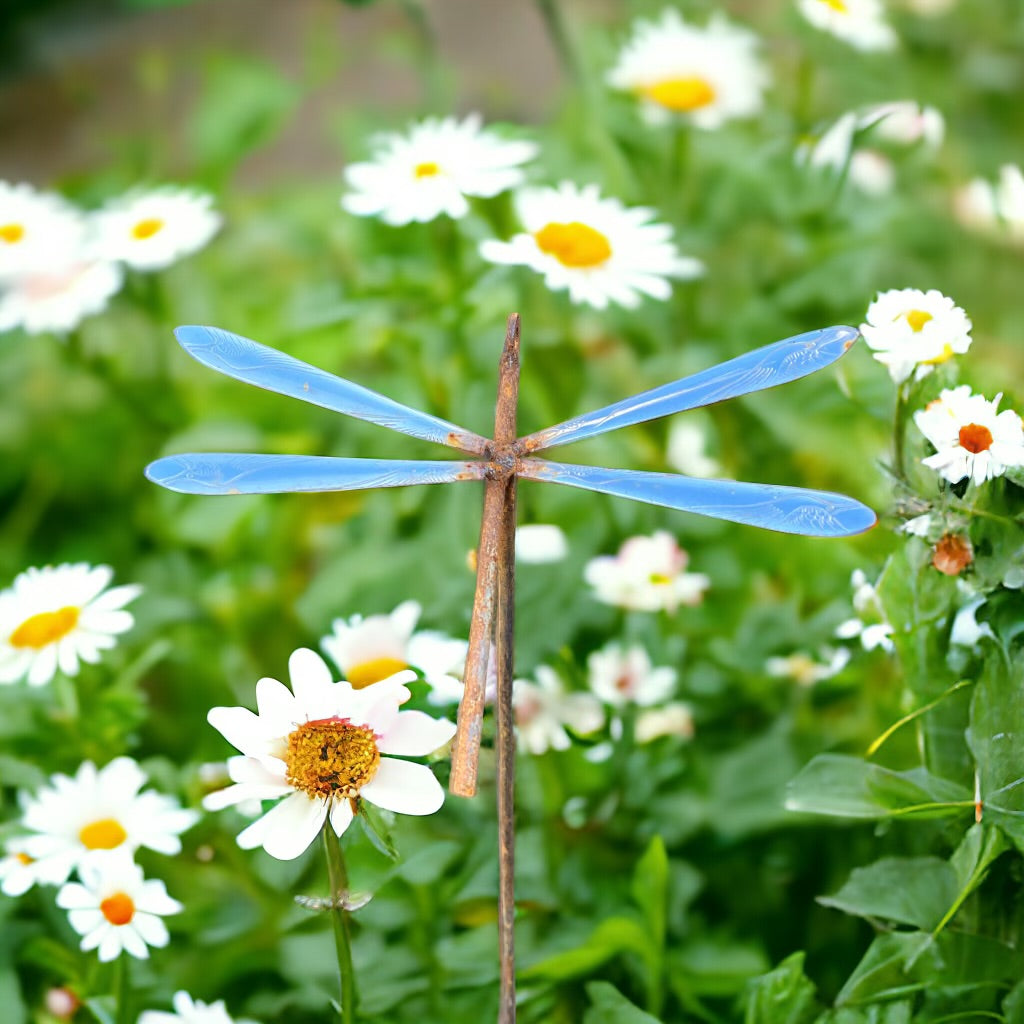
[
  {"left": 0, "top": 563, "right": 141, "bottom": 686},
  {"left": 634, "top": 702, "right": 695, "bottom": 744},
  {"left": 584, "top": 531, "right": 710, "bottom": 613},
  {"left": 203, "top": 648, "right": 456, "bottom": 861},
  {"left": 139, "top": 990, "right": 259, "bottom": 1024},
  {"left": 92, "top": 187, "right": 221, "bottom": 271},
  {"left": 914, "top": 385, "right": 1024, "bottom": 485},
  {"left": 587, "top": 643, "right": 676, "bottom": 708},
  {"left": 0, "top": 182, "right": 87, "bottom": 279},
  {"left": 13, "top": 757, "right": 198, "bottom": 886},
  {"left": 667, "top": 419, "right": 721, "bottom": 478},
  {"left": 0, "top": 259, "right": 124, "bottom": 335},
  {"left": 0, "top": 839, "right": 44, "bottom": 897},
  {"left": 835, "top": 569, "right": 895, "bottom": 652},
  {"left": 342, "top": 114, "right": 536, "bottom": 226},
  {"left": 766, "top": 647, "right": 851, "bottom": 687},
  {"left": 515, "top": 524, "right": 569, "bottom": 564},
  {"left": 512, "top": 666, "right": 604, "bottom": 755},
  {"left": 56, "top": 852, "right": 182, "bottom": 962},
  {"left": 796, "top": 0, "right": 898, "bottom": 51},
  {"left": 481, "top": 183, "right": 702, "bottom": 310},
  {"left": 322, "top": 599, "right": 467, "bottom": 698},
  {"left": 955, "top": 165, "right": 1024, "bottom": 246},
  {"left": 606, "top": 9, "right": 768, "bottom": 128},
  {"left": 859, "top": 288, "right": 972, "bottom": 384}
]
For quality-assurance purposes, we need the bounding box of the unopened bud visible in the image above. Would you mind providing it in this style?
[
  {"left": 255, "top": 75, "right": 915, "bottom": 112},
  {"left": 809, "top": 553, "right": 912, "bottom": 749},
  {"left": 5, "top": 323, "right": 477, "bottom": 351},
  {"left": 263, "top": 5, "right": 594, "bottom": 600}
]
[
  {"left": 44, "top": 987, "right": 80, "bottom": 1020},
  {"left": 932, "top": 533, "right": 973, "bottom": 576}
]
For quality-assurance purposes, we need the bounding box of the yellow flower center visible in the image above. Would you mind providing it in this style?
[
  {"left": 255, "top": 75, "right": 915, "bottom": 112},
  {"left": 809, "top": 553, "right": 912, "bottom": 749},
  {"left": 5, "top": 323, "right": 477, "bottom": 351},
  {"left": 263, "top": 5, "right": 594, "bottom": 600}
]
[
  {"left": 15, "top": 853, "right": 33, "bottom": 866},
  {"left": 0, "top": 223, "right": 25, "bottom": 244},
  {"left": 819, "top": 0, "right": 849, "bottom": 11},
  {"left": 79, "top": 818, "right": 129, "bottom": 851},
  {"left": 131, "top": 217, "right": 164, "bottom": 240},
  {"left": 9, "top": 606, "right": 80, "bottom": 649},
  {"left": 959, "top": 422, "right": 993, "bottom": 454},
  {"left": 414, "top": 162, "right": 441, "bottom": 178},
  {"left": 649, "top": 573, "right": 672, "bottom": 585},
  {"left": 921, "top": 343, "right": 955, "bottom": 366},
  {"left": 642, "top": 77, "right": 717, "bottom": 113},
  {"left": 285, "top": 716, "right": 380, "bottom": 800},
  {"left": 347, "top": 656, "right": 409, "bottom": 689},
  {"left": 100, "top": 892, "right": 135, "bottom": 926},
  {"left": 904, "top": 309, "right": 933, "bottom": 332},
  {"left": 534, "top": 221, "right": 612, "bottom": 268}
]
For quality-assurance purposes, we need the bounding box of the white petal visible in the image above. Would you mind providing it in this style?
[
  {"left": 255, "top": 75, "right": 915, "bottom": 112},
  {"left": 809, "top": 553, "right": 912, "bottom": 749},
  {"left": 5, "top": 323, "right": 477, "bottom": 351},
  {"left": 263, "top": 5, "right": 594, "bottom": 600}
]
[
  {"left": 329, "top": 798, "right": 354, "bottom": 837},
  {"left": 288, "top": 648, "right": 335, "bottom": 704},
  {"left": 377, "top": 710, "right": 456, "bottom": 756},
  {"left": 236, "top": 792, "right": 327, "bottom": 860},
  {"left": 361, "top": 758, "right": 445, "bottom": 816}
]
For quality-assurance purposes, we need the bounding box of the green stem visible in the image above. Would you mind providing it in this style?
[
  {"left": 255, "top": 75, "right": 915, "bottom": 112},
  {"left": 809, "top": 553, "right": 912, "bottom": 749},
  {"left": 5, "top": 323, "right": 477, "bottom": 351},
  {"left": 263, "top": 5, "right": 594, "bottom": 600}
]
[
  {"left": 114, "top": 954, "right": 130, "bottom": 1024},
  {"left": 52, "top": 672, "right": 80, "bottom": 720},
  {"left": 533, "top": 0, "right": 584, "bottom": 88},
  {"left": 322, "top": 824, "right": 357, "bottom": 1023},
  {"left": 396, "top": 0, "right": 446, "bottom": 112},
  {"left": 893, "top": 381, "right": 910, "bottom": 483}
]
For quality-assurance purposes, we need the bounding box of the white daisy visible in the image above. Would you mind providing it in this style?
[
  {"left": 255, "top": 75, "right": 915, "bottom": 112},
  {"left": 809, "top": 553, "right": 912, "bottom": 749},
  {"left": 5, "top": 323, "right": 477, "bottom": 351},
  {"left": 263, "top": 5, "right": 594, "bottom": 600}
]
[
  {"left": 0, "top": 182, "right": 87, "bottom": 279},
  {"left": 322, "top": 599, "right": 467, "bottom": 698},
  {"left": 950, "top": 596, "right": 994, "bottom": 647},
  {"left": 955, "top": 165, "right": 1024, "bottom": 246},
  {"left": 859, "top": 288, "right": 972, "bottom": 384},
  {"left": 0, "top": 563, "right": 141, "bottom": 686},
  {"left": 515, "top": 524, "right": 569, "bottom": 564},
  {"left": 139, "top": 990, "right": 259, "bottom": 1024},
  {"left": 587, "top": 643, "right": 676, "bottom": 708},
  {"left": 56, "top": 852, "right": 182, "bottom": 962},
  {"left": 0, "top": 259, "right": 123, "bottom": 336},
  {"left": 512, "top": 666, "right": 604, "bottom": 755},
  {"left": 92, "top": 187, "right": 221, "bottom": 271},
  {"left": 914, "top": 385, "right": 1024, "bottom": 485},
  {"left": 14, "top": 757, "right": 198, "bottom": 886},
  {"left": 584, "top": 531, "right": 710, "bottom": 613},
  {"left": 606, "top": 9, "right": 768, "bottom": 128},
  {"left": 479, "top": 182, "right": 703, "bottom": 310},
  {"left": 868, "top": 101, "right": 944, "bottom": 148},
  {"left": 0, "top": 839, "right": 44, "bottom": 897},
  {"left": 203, "top": 648, "right": 456, "bottom": 861},
  {"left": 666, "top": 419, "right": 721, "bottom": 478},
  {"left": 342, "top": 114, "right": 536, "bottom": 226},
  {"left": 634, "top": 702, "right": 695, "bottom": 744},
  {"left": 796, "top": 0, "right": 898, "bottom": 51},
  {"left": 765, "top": 647, "right": 851, "bottom": 687},
  {"left": 835, "top": 569, "right": 895, "bottom": 652}
]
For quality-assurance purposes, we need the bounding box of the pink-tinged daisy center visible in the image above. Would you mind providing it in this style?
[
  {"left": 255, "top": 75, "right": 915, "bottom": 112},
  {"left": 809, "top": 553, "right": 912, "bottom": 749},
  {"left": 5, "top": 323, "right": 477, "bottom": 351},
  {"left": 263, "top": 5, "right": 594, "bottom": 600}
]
[
  {"left": 959, "top": 422, "right": 993, "bottom": 454},
  {"left": 642, "top": 77, "right": 717, "bottom": 113},
  {"left": 414, "top": 161, "right": 441, "bottom": 178},
  {"left": 132, "top": 217, "right": 164, "bottom": 240},
  {"left": 903, "top": 309, "right": 933, "bottom": 332},
  {"left": 100, "top": 892, "right": 135, "bottom": 926},
  {"left": 534, "top": 222, "right": 612, "bottom": 268},
  {"left": 286, "top": 717, "right": 380, "bottom": 799},
  {"left": 0, "top": 223, "right": 25, "bottom": 244},
  {"left": 79, "top": 818, "right": 128, "bottom": 851},
  {"left": 9, "top": 606, "right": 79, "bottom": 649}
]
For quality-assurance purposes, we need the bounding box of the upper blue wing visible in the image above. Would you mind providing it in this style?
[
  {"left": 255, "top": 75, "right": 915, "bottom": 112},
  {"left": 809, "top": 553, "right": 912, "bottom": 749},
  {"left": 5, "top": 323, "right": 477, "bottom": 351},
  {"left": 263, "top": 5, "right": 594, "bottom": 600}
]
[
  {"left": 518, "top": 326, "right": 860, "bottom": 453},
  {"left": 146, "top": 453, "right": 485, "bottom": 495},
  {"left": 174, "top": 326, "right": 489, "bottom": 454},
  {"left": 520, "top": 460, "right": 876, "bottom": 537}
]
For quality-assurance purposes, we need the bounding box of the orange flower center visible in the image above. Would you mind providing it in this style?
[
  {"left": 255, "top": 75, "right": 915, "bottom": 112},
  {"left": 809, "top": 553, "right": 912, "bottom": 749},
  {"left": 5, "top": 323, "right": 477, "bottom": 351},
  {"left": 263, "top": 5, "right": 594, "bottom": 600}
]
[
  {"left": 347, "top": 656, "right": 409, "bottom": 689},
  {"left": 414, "top": 162, "right": 440, "bottom": 178},
  {"left": 534, "top": 222, "right": 612, "bottom": 268},
  {"left": 904, "top": 309, "right": 933, "bottom": 332},
  {"left": 642, "top": 77, "right": 717, "bottom": 113},
  {"left": 959, "top": 422, "right": 993, "bottom": 454},
  {"left": 0, "top": 223, "right": 25, "bottom": 244},
  {"left": 285, "top": 716, "right": 380, "bottom": 799},
  {"left": 9, "top": 606, "right": 79, "bottom": 649},
  {"left": 100, "top": 892, "right": 135, "bottom": 926},
  {"left": 132, "top": 217, "right": 164, "bottom": 240},
  {"left": 79, "top": 818, "right": 128, "bottom": 851}
]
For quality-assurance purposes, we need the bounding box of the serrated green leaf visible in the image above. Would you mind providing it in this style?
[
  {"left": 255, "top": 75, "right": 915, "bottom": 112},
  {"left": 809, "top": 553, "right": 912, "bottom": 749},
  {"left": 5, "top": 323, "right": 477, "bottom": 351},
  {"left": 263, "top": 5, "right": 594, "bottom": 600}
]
[
  {"left": 584, "top": 981, "right": 663, "bottom": 1024},
  {"left": 835, "top": 933, "right": 937, "bottom": 1006},
  {"left": 744, "top": 952, "right": 820, "bottom": 1024}
]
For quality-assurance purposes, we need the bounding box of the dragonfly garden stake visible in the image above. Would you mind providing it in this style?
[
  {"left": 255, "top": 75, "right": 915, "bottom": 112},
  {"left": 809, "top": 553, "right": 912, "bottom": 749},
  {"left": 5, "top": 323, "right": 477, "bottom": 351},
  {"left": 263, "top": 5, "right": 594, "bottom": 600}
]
[{"left": 147, "top": 313, "right": 876, "bottom": 1023}]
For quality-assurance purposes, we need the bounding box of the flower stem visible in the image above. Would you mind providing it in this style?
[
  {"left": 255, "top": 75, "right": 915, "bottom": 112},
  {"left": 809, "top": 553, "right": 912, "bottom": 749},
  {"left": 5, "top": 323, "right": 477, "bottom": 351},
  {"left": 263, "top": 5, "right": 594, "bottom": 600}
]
[
  {"left": 322, "top": 824, "right": 357, "bottom": 1024},
  {"left": 893, "top": 381, "right": 910, "bottom": 482},
  {"left": 114, "top": 954, "right": 130, "bottom": 1024}
]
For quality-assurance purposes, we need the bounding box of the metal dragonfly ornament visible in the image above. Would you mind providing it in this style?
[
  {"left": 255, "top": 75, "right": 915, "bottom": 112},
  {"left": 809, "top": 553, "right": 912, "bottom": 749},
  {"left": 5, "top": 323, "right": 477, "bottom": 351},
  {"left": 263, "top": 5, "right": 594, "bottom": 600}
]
[{"left": 147, "top": 314, "right": 875, "bottom": 1020}]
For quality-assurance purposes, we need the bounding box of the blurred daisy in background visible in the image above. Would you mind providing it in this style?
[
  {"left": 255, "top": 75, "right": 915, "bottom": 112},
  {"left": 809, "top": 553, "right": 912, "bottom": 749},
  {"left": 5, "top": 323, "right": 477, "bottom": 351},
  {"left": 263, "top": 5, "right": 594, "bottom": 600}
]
[
  {"left": 635, "top": 702, "right": 695, "bottom": 744},
  {"left": 859, "top": 288, "right": 972, "bottom": 383},
  {"left": 56, "top": 852, "right": 182, "bottom": 961},
  {"left": 512, "top": 665, "right": 604, "bottom": 755},
  {"left": 92, "top": 187, "right": 221, "bottom": 271},
  {"left": 796, "top": 0, "right": 897, "bottom": 51},
  {"left": 914, "top": 386, "right": 1024, "bottom": 485},
  {"left": 667, "top": 419, "right": 721, "bottom": 478},
  {"left": 587, "top": 643, "right": 677, "bottom": 708},
  {"left": 606, "top": 9, "right": 767, "bottom": 128},
  {"left": 204, "top": 648, "right": 455, "bottom": 860},
  {"left": 515, "top": 524, "right": 569, "bottom": 564},
  {"left": 835, "top": 569, "right": 895, "bottom": 652},
  {"left": 584, "top": 530, "right": 710, "bottom": 612},
  {"left": 0, "top": 258, "right": 123, "bottom": 335},
  {"left": 0, "top": 839, "right": 44, "bottom": 897},
  {"left": 955, "top": 164, "right": 1024, "bottom": 246},
  {"left": 480, "top": 182, "right": 702, "bottom": 309},
  {"left": 0, "top": 182, "right": 88, "bottom": 278},
  {"left": 139, "top": 990, "right": 259, "bottom": 1024},
  {"left": 766, "top": 647, "right": 850, "bottom": 687},
  {"left": 13, "top": 757, "right": 198, "bottom": 886},
  {"left": 342, "top": 114, "right": 536, "bottom": 226},
  {"left": 0, "top": 563, "right": 141, "bottom": 686}
]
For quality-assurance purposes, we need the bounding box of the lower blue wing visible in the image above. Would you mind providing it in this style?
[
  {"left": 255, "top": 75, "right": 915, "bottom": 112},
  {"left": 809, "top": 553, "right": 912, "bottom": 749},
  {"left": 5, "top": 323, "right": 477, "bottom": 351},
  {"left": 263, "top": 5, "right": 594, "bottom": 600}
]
[
  {"left": 175, "top": 326, "right": 489, "bottom": 455},
  {"left": 519, "top": 326, "right": 859, "bottom": 453},
  {"left": 146, "top": 454, "right": 486, "bottom": 495},
  {"left": 520, "top": 460, "right": 876, "bottom": 537}
]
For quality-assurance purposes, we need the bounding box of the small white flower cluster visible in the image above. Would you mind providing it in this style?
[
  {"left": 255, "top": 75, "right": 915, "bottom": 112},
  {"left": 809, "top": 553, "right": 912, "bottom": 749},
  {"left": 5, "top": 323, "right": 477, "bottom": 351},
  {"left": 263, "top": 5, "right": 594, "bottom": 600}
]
[
  {"left": 955, "top": 164, "right": 1024, "bottom": 247},
  {"left": 835, "top": 569, "right": 895, "bottom": 653},
  {"left": 1, "top": 757, "right": 196, "bottom": 962},
  {"left": 139, "top": 990, "right": 259, "bottom": 1024},
  {"left": 0, "top": 181, "right": 220, "bottom": 335}
]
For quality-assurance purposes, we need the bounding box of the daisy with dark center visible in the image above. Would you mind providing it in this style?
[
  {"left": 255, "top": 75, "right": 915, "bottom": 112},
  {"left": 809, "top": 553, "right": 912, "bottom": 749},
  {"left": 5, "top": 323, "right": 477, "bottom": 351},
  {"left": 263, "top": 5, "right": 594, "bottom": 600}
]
[{"left": 203, "top": 648, "right": 456, "bottom": 860}]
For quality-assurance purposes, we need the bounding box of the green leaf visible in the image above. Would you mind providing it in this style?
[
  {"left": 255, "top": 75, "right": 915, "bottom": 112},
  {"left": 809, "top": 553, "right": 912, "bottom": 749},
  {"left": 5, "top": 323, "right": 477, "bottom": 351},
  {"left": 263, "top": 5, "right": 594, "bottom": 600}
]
[
  {"left": 815, "top": 1002, "right": 913, "bottom": 1024},
  {"left": 0, "top": 969, "right": 25, "bottom": 1024},
  {"left": 1004, "top": 979, "right": 1024, "bottom": 1024},
  {"left": 631, "top": 834, "right": 667, "bottom": 948},
  {"left": 669, "top": 938, "right": 770, "bottom": 998},
  {"left": 834, "top": 932, "right": 937, "bottom": 1006},
  {"left": 584, "top": 981, "right": 663, "bottom": 1024},
  {"left": 930, "top": 824, "right": 1011, "bottom": 935},
  {"left": 522, "top": 917, "right": 651, "bottom": 981},
  {"left": 744, "top": 952, "right": 821, "bottom": 1024}
]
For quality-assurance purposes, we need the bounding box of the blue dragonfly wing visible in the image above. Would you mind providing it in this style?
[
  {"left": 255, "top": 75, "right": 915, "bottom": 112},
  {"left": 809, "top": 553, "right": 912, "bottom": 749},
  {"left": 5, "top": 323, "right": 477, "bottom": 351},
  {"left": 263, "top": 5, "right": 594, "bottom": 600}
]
[
  {"left": 520, "top": 460, "right": 876, "bottom": 537},
  {"left": 519, "top": 326, "right": 860, "bottom": 453},
  {"left": 146, "top": 453, "right": 486, "bottom": 495},
  {"left": 175, "top": 326, "right": 489, "bottom": 454}
]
